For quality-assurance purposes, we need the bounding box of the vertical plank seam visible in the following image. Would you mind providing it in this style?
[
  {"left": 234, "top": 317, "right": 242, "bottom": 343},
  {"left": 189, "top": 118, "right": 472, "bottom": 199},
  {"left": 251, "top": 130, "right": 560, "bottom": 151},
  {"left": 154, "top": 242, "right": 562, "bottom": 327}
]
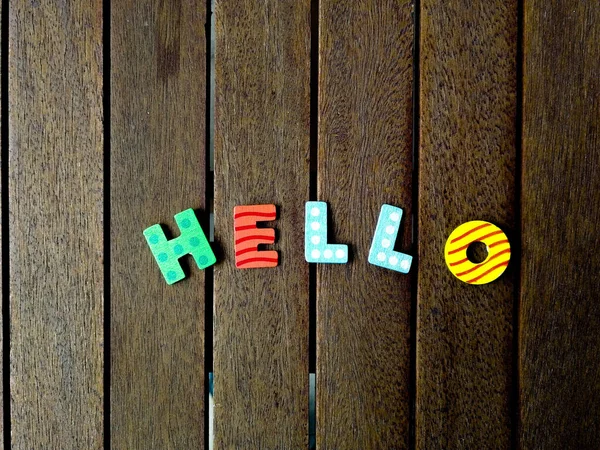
[
  {"left": 205, "top": 0, "right": 214, "bottom": 447},
  {"left": 1, "top": 0, "right": 10, "bottom": 445},
  {"left": 309, "top": 0, "right": 319, "bottom": 448},
  {"left": 409, "top": 1, "right": 421, "bottom": 448},
  {"left": 103, "top": 0, "right": 111, "bottom": 447},
  {"left": 513, "top": 0, "right": 525, "bottom": 448}
]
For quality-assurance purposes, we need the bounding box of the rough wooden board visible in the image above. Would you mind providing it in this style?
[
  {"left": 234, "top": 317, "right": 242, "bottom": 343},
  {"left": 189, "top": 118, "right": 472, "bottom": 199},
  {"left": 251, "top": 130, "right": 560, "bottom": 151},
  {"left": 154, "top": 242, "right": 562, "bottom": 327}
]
[
  {"left": 519, "top": 1, "right": 600, "bottom": 447},
  {"left": 317, "top": 1, "right": 414, "bottom": 448},
  {"left": 416, "top": 1, "right": 518, "bottom": 448},
  {"left": 8, "top": 2, "right": 104, "bottom": 447},
  {"left": 110, "top": 1, "right": 207, "bottom": 447},
  {"left": 213, "top": 0, "right": 311, "bottom": 447}
]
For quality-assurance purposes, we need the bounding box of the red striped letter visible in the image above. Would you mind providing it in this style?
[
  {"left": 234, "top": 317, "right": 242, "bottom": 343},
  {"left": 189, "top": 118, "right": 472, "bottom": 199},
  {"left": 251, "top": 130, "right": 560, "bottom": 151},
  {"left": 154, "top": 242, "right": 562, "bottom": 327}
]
[{"left": 233, "top": 204, "right": 279, "bottom": 269}]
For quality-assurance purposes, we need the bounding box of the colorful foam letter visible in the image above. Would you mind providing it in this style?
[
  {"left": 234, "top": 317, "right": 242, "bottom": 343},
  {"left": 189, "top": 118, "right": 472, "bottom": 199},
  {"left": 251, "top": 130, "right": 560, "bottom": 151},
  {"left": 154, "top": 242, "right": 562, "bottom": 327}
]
[
  {"left": 444, "top": 220, "right": 511, "bottom": 284},
  {"left": 144, "top": 208, "right": 216, "bottom": 285},
  {"left": 368, "top": 204, "right": 412, "bottom": 273},
  {"left": 234, "top": 204, "right": 279, "bottom": 269},
  {"left": 304, "top": 201, "right": 348, "bottom": 263}
]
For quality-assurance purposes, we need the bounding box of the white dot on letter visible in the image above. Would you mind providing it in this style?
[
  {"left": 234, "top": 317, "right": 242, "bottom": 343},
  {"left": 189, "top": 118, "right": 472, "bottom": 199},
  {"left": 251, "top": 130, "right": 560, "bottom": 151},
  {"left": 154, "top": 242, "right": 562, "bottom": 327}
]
[
  {"left": 311, "top": 249, "right": 321, "bottom": 259},
  {"left": 311, "top": 222, "right": 321, "bottom": 231},
  {"left": 385, "top": 225, "right": 395, "bottom": 235},
  {"left": 377, "top": 252, "right": 386, "bottom": 262},
  {"left": 390, "top": 212, "right": 400, "bottom": 222},
  {"left": 311, "top": 207, "right": 320, "bottom": 216},
  {"left": 401, "top": 260, "right": 410, "bottom": 270},
  {"left": 381, "top": 238, "right": 391, "bottom": 248},
  {"left": 324, "top": 249, "right": 333, "bottom": 258},
  {"left": 311, "top": 235, "right": 321, "bottom": 245},
  {"left": 389, "top": 256, "right": 399, "bottom": 265},
  {"left": 335, "top": 249, "right": 346, "bottom": 259}
]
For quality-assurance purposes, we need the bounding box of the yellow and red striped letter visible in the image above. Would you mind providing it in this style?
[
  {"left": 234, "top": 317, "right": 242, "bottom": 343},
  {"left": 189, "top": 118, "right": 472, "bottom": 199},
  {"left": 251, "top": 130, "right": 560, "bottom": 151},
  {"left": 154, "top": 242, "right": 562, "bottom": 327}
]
[{"left": 444, "top": 220, "right": 511, "bottom": 284}]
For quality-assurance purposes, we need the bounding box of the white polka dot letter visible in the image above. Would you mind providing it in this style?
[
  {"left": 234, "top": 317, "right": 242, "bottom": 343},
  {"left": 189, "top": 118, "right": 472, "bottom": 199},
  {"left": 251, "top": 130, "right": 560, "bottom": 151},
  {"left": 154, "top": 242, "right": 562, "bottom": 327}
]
[
  {"left": 368, "top": 204, "right": 412, "bottom": 273},
  {"left": 304, "top": 201, "right": 348, "bottom": 264}
]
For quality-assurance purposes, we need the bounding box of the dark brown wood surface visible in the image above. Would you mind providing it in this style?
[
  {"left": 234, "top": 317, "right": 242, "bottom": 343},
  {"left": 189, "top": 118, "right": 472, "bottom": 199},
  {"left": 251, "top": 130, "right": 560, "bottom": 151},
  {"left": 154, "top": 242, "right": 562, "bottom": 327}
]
[
  {"left": 213, "top": 0, "right": 311, "bottom": 447},
  {"left": 416, "top": 1, "right": 518, "bottom": 448},
  {"left": 519, "top": 1, "right": 600, "bottom": 448},
  {"left": 3, "top": 2, "right": 600, "bottom": 447},
  {"left": 316, "top": 1, "right": 414, "bottom": 448},
  {"left": 8, "top": 2, "right": 104, "bottom": 447},
  {"left": 111, "top": 1, "right": 207, "bottom": 447}
]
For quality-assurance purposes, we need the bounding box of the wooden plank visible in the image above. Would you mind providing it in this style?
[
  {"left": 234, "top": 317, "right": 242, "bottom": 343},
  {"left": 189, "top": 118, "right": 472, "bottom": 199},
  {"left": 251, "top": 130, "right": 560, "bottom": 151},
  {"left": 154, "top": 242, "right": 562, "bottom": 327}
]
[
  {"left": 416, "top": 1, "right": 518, "bottom": 448},
  {"left": 317, "top": 1, "right": 414, "bottom": 447},
  {"left": 519, "top": 2, "right": 600, "bottom": 447},
  {"left": 213, "top": 0, "right": 311, "bottom": 447},
  {"left": 111, "top": 1, "right": 207, "bottom": 447},
  {"left": 8, "top": 2, "right": 104, "bottom": 447}
]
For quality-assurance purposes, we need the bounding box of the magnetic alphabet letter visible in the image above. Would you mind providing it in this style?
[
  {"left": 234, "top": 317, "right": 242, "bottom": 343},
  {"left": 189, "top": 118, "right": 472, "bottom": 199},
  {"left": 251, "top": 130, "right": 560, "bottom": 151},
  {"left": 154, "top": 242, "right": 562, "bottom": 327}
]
[
  {"left": 144, "top": 209, "right": 216, "bottom": 285},
  {"left": 444, "top": 220, "right": 511, "bottom": 284},
  {"left": 304, "top": 201, "right": 348, "bottom": 263},
  {"left": 368, "top": 204, "right": 412, "bottom": 273},
  {"left": 234, "top": 204, "right": 279, "bottom": 269}
]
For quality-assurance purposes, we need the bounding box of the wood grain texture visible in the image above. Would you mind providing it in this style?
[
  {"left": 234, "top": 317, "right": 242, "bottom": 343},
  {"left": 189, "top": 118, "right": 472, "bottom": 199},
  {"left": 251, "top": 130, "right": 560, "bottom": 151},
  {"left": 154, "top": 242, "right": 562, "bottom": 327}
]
[
  {"left": 213, "top": 0, "right": 310, "bottom": 447},
  {"left": 416, "top": 1, "right": 518, "bottom": 448},
  {"left": 111, "top": 1, "right": 207, "bottom": 447},
  {"left": 8, "top": 2, "right": 104, "bottom": 448},
  {"left": 317, "top": 1, "right": 414, "bottom": 448},
  {"left": 519, "top": 1, "right": 600, "bottom": 447}
]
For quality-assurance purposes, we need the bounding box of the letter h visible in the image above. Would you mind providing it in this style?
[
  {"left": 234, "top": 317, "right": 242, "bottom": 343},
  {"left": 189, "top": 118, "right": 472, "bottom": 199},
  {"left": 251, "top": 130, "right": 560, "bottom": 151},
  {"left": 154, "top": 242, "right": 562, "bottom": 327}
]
[{"left": 143, "top": 209, "right": 216, "bottom": 285}]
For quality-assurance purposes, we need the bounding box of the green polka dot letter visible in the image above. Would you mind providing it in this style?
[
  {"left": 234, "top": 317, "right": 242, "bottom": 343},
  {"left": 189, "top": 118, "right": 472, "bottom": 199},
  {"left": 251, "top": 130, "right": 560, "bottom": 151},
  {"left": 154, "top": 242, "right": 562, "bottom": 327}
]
[{"left": 143, "top": 209, "right": 216, "bottom": 285}]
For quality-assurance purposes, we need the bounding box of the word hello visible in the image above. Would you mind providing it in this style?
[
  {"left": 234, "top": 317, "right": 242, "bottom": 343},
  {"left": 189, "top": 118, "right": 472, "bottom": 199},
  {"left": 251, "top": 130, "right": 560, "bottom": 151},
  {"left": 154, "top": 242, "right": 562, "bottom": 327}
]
[{"left": 144, "top": 203, "right": 511, "bottom": 286}]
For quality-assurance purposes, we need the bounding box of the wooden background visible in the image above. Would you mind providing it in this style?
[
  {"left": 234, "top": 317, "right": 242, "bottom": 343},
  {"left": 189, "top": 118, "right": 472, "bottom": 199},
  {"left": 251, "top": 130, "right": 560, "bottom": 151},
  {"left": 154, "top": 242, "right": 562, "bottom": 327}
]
[{"left": 3, "top": 0, "right": 599, "bottom": 449}]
